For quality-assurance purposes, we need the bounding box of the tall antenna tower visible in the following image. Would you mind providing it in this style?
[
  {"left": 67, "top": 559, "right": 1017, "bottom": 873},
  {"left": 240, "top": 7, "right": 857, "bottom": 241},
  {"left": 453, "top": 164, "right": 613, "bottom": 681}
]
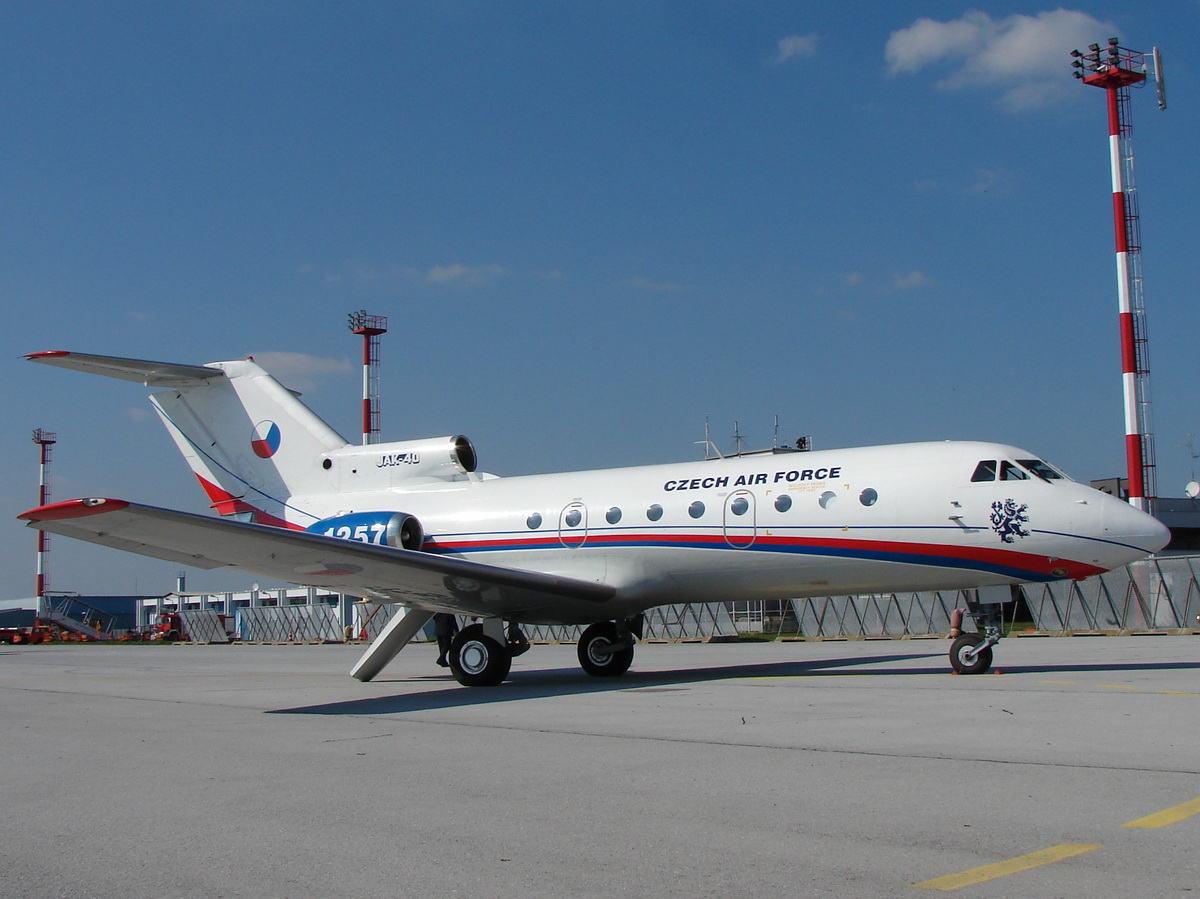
[
  {"left": 32, "top": 428, "right": 57, "bottom": 601},
  {"left": 348, "top": 310, "right": 388, "bottom": 445},
  {"left": 1071, "top": 38, "right": 1166, "bottom": 512}
]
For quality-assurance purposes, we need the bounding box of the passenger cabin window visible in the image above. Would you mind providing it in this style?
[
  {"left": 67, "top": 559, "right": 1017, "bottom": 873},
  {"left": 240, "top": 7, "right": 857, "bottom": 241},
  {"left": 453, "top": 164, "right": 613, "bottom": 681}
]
[{"left": 971, "top": 460, "right": 997, "bottom": 482}]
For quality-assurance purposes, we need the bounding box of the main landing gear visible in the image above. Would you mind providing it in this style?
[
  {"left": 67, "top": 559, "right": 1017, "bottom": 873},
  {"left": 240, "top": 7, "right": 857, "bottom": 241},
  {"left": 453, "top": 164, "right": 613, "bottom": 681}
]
[
  {"left": 446, "top": 616, "right": 644, "bottom": 686},
  {"left": 448, "top": 621, "right": 530, "bottom": 687},
  {"left": 577, "top": 619, "right": 639, "bottom": 677},
  {"left": 948, "top": 588, "right": 1007, "bottom": 675}
]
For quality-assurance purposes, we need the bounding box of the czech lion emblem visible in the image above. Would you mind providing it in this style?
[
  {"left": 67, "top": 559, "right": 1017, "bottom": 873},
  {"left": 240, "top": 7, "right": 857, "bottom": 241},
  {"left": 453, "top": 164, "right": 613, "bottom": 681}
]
[{"left": 990, "top": 499, "right": 1030, "bottom": 543}]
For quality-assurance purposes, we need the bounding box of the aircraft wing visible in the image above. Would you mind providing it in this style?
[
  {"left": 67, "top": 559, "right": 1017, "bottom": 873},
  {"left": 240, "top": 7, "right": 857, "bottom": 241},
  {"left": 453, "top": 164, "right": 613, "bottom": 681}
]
[{"left": 19, "top": 498, "right": 615, "bottom": 622}]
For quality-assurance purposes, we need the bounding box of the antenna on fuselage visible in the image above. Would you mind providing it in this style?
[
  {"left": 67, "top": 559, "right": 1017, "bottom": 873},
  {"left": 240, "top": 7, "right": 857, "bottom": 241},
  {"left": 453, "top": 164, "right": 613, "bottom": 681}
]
[{"left": 695, "top": 414, "right": 724, "bottom": 460}]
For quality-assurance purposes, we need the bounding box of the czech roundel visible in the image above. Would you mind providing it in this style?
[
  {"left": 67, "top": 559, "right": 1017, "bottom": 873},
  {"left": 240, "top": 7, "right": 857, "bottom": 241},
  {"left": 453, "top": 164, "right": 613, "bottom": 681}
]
[{"left": 251, "top": 421, "right": 281, "bottom": 458}]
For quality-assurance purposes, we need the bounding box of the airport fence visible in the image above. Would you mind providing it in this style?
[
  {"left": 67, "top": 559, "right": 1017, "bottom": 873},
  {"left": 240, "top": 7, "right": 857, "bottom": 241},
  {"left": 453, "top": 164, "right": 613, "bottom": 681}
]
[
  {"left": 172, "top": 554, "right": 1200, "bottom": 643},
  {"left": 768, "top": 554, "right": 1200, "bottom": 639},
  {"left": 1022, "top": 554, "right": 1200, "bottom": 632},
  {"left": 178, "top": 609, "right": 230, "bottom": 643},
  {"left": 524, "top": 602, "right": 738, "bottom": 642},
  {"left": 236, "top": 605, "right": 342, "bottom": 642}
]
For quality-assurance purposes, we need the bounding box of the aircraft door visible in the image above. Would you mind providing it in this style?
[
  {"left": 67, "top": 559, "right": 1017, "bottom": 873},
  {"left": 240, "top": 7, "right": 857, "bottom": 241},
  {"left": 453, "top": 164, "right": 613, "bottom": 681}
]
[
  {"left": 723, "top": 490, "right": 756, "bottom": 548},
  {"left": 559, "top": 502, "right": 588, "bottom": 548}
]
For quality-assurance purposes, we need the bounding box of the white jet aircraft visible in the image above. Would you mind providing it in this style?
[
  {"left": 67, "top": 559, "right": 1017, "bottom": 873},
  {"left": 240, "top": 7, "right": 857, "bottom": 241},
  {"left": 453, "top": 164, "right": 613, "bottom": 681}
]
[{"left": 20, "top": 350, "right": 1169, "bottom": 685}]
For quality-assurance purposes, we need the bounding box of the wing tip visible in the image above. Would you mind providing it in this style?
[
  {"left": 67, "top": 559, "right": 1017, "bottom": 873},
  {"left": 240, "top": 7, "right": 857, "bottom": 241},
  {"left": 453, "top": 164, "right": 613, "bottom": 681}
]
[
  {"left": 19, "top": 498, "right": 130, "bottom": 521},
  {"left": 25, "top": 350, "right": 71, "bottom": 361}
]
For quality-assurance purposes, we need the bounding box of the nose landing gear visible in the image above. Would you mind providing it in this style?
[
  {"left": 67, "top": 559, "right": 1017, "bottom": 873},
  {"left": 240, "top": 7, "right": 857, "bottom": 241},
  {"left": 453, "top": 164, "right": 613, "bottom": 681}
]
[{"left": 948, "top": 588, "right": 1008, "bottom": 675}]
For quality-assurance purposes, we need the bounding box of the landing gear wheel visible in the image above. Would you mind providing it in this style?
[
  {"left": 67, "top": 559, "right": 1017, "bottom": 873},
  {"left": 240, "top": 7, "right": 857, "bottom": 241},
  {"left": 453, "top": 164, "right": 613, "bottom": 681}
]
[
  {"left": 449, "top": 624, "right": 512, "bottom": 686},
  {"left": 577, "top": 622, "right": 634, "bottom": 677},
  {"left": 949, "top": 633, "right": 993, "bottom": 675}
]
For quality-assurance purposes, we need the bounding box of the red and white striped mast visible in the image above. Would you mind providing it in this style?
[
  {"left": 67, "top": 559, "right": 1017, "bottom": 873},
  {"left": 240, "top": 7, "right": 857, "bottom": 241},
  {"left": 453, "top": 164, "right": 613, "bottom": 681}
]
[
  {"left": 1071, "top": 38, "right": 1165, "bottom": 512},
  {"left": 348, "top": 310, "right": 388, "bottom": 445},
  {"left": 32, "top": 428, "right": 56, "bottom": 605}
]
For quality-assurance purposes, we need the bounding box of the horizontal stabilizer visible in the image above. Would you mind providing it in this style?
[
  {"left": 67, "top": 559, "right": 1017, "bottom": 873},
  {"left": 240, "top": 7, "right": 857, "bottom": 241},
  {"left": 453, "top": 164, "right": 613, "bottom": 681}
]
[
  {"left": 26, "top": 351, "right": 224, "bottom": 389},
  {"left": 19, "top": 498, "right": 615, "bottom": 622}
]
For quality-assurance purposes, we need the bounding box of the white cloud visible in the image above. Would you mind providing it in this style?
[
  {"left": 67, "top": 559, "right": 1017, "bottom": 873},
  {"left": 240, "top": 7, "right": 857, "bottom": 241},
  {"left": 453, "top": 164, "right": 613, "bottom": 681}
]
[
  {"left": 893, "top": 271, "right": 933, "bottom": 290},
  {"left": 300, "top": 259, "right": 513, "bottom": 289},
  {"left": 885, "top": 9, "right": 1117, "bottom": 110},
  {"left": 619, "top": 275, "right": 687, "bottom": 294},
  {"left": 248, "top": 352, "right": 353, "bottom": 393},
  {"left": 965, "top": 167, "right": 1003, "bottom": 194},
  {"left": 424, "top": 263, "right": 511, "bottom": 286},
  {"left": 772, "top": 34, "right": 818, "bottom": 64}
]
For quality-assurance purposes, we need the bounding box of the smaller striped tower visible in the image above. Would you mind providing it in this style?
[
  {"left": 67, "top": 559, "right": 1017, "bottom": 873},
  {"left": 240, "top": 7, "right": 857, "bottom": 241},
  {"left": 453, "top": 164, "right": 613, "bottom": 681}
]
[{"left": 348, "top": 311, "right": 388, "bottom": 445}]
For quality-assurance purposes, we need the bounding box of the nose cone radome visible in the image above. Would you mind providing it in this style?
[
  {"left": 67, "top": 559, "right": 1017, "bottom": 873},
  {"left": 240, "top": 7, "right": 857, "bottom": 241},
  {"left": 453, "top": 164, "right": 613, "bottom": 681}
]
[{"left": 1104, "top": 495, "right": 1171, "bottom": 561}]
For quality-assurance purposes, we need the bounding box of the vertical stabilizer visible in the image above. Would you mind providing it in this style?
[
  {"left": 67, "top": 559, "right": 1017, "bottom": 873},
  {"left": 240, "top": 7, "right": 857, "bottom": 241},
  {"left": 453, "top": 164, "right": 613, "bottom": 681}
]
[
  {"left": 151, "top": 360, "right": 348, "bottom": 526},
  {"left": 27, "top": 352, "right": 349, "bottom": 528}
]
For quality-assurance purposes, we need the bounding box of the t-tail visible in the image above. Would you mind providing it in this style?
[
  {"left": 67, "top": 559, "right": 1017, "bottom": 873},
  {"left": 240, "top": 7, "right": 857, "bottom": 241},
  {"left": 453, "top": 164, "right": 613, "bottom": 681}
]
[{"left": 25, "top": 351, "right": 480, "bottom": 529}]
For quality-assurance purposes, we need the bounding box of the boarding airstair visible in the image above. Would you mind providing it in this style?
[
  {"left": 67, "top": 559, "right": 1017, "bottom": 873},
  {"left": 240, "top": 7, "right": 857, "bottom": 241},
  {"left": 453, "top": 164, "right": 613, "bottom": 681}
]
[{"left": 39, "top": 595, "right": 115, "bottom": 640}]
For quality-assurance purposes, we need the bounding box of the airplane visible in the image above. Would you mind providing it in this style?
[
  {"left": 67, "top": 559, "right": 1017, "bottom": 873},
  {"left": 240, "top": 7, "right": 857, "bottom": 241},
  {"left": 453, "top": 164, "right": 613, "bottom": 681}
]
[{"left": 19, "top": 350, "right": 1170, "bottom": 686}]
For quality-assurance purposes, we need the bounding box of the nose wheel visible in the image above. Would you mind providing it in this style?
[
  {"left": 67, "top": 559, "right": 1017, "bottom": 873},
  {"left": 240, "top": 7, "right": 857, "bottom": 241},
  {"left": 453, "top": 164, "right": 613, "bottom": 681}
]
[{"left": 948, "top": 590, "right": 1007, "bottom": 675}]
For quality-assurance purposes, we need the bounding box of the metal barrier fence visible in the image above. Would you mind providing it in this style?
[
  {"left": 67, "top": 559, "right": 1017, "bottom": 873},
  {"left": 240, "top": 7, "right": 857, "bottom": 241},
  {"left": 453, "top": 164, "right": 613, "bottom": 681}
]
[
  {"left": 792, "top": 591, "right": 968, "bottom": 638},
  {"left": 237, "top": 605, "right": 342, "bottom": 642},
  {"left": 786, "top": 555, "right": 1200, "bottom": 639},
  {"left": 1023, "top": 555, "right": 1200, "bottom": 632},
  {"left": 172, "top": 554, "right": 1200, "bottom": 644},
  {"left": 524, "top": 602, "right": 737, "bottom": 642},
  {"left": 177, "top": 609, "right": 231, "bottom": 643}
]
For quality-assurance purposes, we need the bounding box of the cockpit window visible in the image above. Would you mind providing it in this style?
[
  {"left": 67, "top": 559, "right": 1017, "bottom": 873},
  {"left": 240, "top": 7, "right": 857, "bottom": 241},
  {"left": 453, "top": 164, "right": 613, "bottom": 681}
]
[
  {"left": 999, "top": 461, "right": 1028, "bottom": 481},
  {"left": 1017, "top": 459, "right": 1065, "bottom": 482},
  {"left": 971, "top": 460, "right": 997, "bottom": 482}
]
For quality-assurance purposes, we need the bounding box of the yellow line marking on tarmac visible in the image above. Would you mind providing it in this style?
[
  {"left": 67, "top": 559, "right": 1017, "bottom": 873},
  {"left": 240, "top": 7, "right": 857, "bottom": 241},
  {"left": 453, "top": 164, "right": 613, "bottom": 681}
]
[
  {"left": 1036, "top": 680, "right": 1195, "bottom": 697},
  {"left": 745, "top": 674, "right": 949, "bottom": 681},
  {"left": 910, "top": 843, "right": 1102, "bottom": 891},
  {"left": 1123, "top": 797, "right": 1200, "bottom": 829}
]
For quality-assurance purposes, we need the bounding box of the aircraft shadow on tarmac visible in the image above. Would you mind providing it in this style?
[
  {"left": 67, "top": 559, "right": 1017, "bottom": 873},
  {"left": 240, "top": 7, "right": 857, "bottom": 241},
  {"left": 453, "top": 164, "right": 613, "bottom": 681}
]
[
  {"left": 269, "top": 652, "right": 941, "bottom": 716},
  {"left": 268, "top": 649, "right": 1200, "bottom": 716}
]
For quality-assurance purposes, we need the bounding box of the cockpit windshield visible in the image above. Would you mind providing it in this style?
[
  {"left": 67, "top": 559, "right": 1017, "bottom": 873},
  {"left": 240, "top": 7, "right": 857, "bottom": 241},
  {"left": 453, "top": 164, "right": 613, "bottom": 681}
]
[
  {"left": 971, "top": 458, "right": 1066, "bottom": 483},
  {"left": 1017, "top": 459, "right": 1066, "bottom": 482}
]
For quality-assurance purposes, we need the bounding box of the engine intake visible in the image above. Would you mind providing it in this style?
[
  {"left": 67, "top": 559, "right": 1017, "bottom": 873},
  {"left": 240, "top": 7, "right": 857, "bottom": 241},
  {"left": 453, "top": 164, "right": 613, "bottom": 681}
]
[{"left": 306, "top": 511, "right": 423, "bottom": 550}]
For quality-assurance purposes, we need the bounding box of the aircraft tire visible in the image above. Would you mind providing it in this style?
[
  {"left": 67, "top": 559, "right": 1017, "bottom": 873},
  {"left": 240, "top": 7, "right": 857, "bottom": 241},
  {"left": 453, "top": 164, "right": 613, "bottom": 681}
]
[
  {"left": 449, "top": 624, "right": 512, "bottom": 686},
  {"left": 949, "top": 633, "right": 993, "bottom": 675},
  {"left": 577, "top": 622, "right": 634, "bottom": 677}
]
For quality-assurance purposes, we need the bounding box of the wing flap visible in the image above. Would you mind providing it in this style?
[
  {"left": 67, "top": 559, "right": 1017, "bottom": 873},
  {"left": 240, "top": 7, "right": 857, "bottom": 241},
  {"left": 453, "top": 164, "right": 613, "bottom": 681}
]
[{"left": 20, "top": 499, "right": 615, "bottom": 621}]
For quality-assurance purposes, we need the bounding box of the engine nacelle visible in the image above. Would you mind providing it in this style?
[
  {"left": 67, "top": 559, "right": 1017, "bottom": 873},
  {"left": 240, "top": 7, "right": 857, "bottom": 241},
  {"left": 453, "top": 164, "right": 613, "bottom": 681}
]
[
  {"left": 305, "top": 511, "right": 424, "bottom": 550},
  {"left": 322, "top": 435, "right": 478, "bottom": 485}
]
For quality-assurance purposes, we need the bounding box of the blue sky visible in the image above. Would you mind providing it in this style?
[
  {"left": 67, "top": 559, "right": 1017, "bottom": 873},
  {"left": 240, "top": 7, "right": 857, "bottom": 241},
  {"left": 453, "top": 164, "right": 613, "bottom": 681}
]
[{"left": 2, "top": 2, "right": 1197, "bottom": 599}]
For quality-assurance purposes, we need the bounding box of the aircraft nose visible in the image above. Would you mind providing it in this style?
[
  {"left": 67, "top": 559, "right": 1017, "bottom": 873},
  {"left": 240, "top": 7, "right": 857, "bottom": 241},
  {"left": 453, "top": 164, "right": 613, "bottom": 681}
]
[{"left": 1103, "top": 495, "right": 1171, "bottom": 558}]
